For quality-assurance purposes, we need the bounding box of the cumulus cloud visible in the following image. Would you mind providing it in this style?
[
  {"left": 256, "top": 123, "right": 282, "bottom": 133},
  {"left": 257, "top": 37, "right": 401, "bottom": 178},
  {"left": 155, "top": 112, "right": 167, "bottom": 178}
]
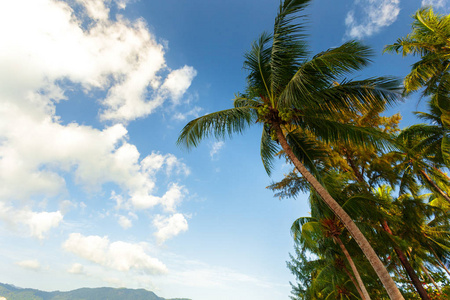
[
  {"left": 0, "top": 203, "right": 63, "bottom": 239},
  {"left": 16, "top": 260, "right": 41, "bottom": 271},
  {"left": 153, "top": 214, "right": 188, "bottom": 244},
  {"left": 118, "top": 215, "right": 133, "bottom": 229},
  {"left": 210, "top": 141, "right": 225, "bottom": 159},
  {"left": 422, "top": 0, "right": 448, "bottom": 8},
  {"left": 0, "top": 0, "right": 196, "bottom": 122},
  {"left": 63, "top": 233, "right": 168, "bottom": 274},
  {"left": 68, "top": 263, "right": 85, "bottom": 274},
  {"left": 0, "top": 0, "right": 194, "bottom": 216},
  {"left": 162, "top": 66, "right": 198, "bottom": 105},
  {"left": 345, "top": 0, "right": 400, "bottom": 39}
]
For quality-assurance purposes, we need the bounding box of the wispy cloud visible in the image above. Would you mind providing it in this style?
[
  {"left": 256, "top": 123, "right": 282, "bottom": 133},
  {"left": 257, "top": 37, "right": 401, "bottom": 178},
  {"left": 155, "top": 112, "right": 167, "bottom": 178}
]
[
  {"left": 16, "top": 259, "right": 41, "bottom": 271},
  {"left": 422, "top": 0, "right": 448, "bottom": 8},
  {"left": 345, "top": 0, "right": 400, "bottom": 39},
  {"left": 210, "top": 141, "right": 225, "bottom": 159}
]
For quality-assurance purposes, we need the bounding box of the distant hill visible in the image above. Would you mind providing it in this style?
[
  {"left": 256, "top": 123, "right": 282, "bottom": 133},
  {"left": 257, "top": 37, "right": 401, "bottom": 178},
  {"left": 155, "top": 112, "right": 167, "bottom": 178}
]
[{"left": 0, "top": 283, "right": 191, "bottom": 300}]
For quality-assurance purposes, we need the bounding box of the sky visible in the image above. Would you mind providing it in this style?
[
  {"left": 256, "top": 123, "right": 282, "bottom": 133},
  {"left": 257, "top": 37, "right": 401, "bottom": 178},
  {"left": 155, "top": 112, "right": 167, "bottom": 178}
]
[{"left": 0, "top": 0, "right": 448, "bottom": 300}]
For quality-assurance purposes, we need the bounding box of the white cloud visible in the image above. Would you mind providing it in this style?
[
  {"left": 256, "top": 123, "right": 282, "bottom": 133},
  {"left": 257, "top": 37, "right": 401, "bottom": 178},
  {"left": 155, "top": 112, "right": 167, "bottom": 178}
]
[
  {"left": 162, "top": 66, "right": 198, "bottom": 105},
  {"left": 118, "top": 215, "right": 132, "bottom": 229},
  {"left": 16, "top": 260, "right": 41, "bottom": 271},
  {"left": 345, "top": 0, "right": 400, "bottom": 39},
  {"left": 161, "top": 183, "right": 186, "bottom": 212},
  {"left": 210, "top": 141, "right": 225, "bottom": 159},
  {"left": 63, "top": 233, "right": 168, "bottom": 274},
  {"left": 0, "top": 114, "right": 188, "bottom": 212},
  {"left": 0, "top": 203, "right": 63, "bottom": 239},
  {"left": 0, "top": 0, "right": 196, "bottom": 122},
  {"left": 114, "top": 0, "right": 132, "bottom": 10},
  {"left": 422, "top": 0, "right": 448, "bottom": 8},
  {"left": 172, "top": 106, "right": 202, "bottom": 121},
  {"left": 68, "top": 263, "right": 85, "bottom": 274},
  {"left": 0, "top": 0, "right": 194, "bottom": 219},
  {"left": 75, "top": 0, "right": 110, "bottom": 20},
  {"left": 153, "top": 213, "right": 188, "bottom": 244}
]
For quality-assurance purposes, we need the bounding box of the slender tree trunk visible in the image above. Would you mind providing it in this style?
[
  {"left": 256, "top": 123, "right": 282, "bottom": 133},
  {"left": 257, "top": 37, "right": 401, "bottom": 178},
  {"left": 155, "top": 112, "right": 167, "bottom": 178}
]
[
  {"left": 342, "top": 148, "right": 365, "bottom": 183},
  {"left": 381, "top": 221, "right": 431, "bottom": 300},
  {"left": 392, "top": 263, "right": 417, "bottom": 292},
  {"left": 342, "top": 264, "right": 367, "bottom": 300},
  {"left": 420, "top": 170, "right": 450, "bottom": 204},
  {"left": 430, "top": 247, "right": 450, "bottom": 277},
  {"left": 433, "top": 166, "right": 450, "bottom": 182},
  {"left": 345, "top": 151, "right": 430, "bottom": 299},
  {"left": 274, "top": 125, "right": 405, "bottom": 300},
  {"left": 335, "top": 236, "right": 371, "bottom": 300},
  {"left": 420, "top": 264, "right": 442, "bottom": 293}
]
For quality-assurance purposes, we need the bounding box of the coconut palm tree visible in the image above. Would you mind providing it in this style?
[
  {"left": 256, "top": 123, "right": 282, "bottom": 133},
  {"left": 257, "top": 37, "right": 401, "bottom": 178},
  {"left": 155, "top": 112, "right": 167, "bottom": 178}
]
[
  {"left": 383, "top": 7, "right": 450, "bottom": 96},
  {"left": 292, "top": 215, "right": 371, "bottom": 300},
  {"left": 178, "top": 0, "right": 404, "bottom": 297},
  {"left": 400, "top": 96, "right": 450, "bottom": 169},
  {"left": 384, "top": 7, "right": 450, "bottom": 128},
  {"left": 393, "top": 125, "right": 450, "bottom": 205}
]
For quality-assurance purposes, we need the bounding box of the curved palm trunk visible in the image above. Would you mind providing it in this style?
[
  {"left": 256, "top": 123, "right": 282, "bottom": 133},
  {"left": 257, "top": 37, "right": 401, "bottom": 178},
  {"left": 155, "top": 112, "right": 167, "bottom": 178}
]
[
  {"left": 274, "top": 125, "right": 405, "bottom": 300},
  {"left": 381, "top": 221, "right": 431, "bottom": 300},
  {"left": 342, "top": 264, "right": 367, "bottom": 300},
  {"left": 430, "top": 247, "right": 450, "bottom": 277},
  {"left": 420, "top": 170, "right": 450, "bottom": 204},
  {"left": 334, "top": 236, "right": 371, "bottom": 300},
  {"left": 420, "top": 264, "right": 442, "bottom": 293}
]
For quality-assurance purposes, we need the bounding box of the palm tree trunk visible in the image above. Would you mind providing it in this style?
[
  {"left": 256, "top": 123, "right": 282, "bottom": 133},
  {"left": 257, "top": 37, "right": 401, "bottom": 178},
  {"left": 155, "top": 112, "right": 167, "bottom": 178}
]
[
  {"left": 342, "top": 264, "right": 367, "bottom": 300},
  {"left": 335, "top": 236, "right": 371, "bottom": 300},
  {"left": 344, "top": 149, "right": 430, "bottom": 299},
  {"left": 420, "top": 264, "right": 442, "bottom": 293},
  {"left": 430, "top": 247, "right": 450, "bottom": 277},
  {"left": 274, "top": 125, "right": 405, "bottom": 300},
  {"left": 392, "top": 262, "right": 417, "bottom": 292},
  {"left": 381, "top": 221, "right": 431, "bottom": 300},
  {"left": 419, "top": 170, "right": 450, "bottom": 204}
]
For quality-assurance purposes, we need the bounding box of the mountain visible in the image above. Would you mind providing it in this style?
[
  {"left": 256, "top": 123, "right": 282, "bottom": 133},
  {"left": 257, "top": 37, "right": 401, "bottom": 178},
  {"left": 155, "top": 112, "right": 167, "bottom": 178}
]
[{"left": 0, "top": 283, "right": 191, "bottom": 300}]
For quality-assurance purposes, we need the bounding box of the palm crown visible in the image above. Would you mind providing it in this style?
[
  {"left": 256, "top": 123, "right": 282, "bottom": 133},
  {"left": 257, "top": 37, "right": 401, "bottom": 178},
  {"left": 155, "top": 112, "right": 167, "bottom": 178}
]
[{"left": 178, "top": 0, "right": 400, "bottom": 175}]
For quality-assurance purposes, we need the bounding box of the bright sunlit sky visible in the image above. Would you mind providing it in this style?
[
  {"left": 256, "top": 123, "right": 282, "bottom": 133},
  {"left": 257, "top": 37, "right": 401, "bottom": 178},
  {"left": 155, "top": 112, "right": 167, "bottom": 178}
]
[{"left": 0, "top": 0, "right": 448, "bottom": 300}]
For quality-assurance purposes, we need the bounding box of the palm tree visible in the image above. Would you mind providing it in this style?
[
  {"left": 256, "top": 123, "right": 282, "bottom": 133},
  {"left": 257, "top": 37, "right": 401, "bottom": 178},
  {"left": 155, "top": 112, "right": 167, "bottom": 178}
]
[
  {"left": 393, "top": 124, "right": 450, "bottom": 205},
  {"left": 400, "top": 96, "right": 450, "bottom": 169},
  {"left": 292, "top": 215, "right": 372, "bottom": 300},
  {"left": 384, "top": 7, "right": 450, "bottom": 126},
  {"left": 178, "top": 0, "right": 404, "bottom": 297},
  {"left": 383, "top": 7, "right": 450, "bottom": 93}
]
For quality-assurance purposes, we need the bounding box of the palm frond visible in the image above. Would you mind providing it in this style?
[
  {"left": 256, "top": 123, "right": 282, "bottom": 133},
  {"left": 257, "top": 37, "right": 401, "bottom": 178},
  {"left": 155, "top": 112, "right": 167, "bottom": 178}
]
[
  {"left": 243, "top": 32, "right": 273, "bottom": 98},
  {"left": 270, "top": 0, "right": 310, "bottom": 96},
  {"left": 177, "top": 107, "right": 255, "bottom": 149},
  {"left": 299, "top": 116, "right": 394, "bottom": 151},
  {"left": 260, "top": 125, "right": 280, "bottom": 175}
]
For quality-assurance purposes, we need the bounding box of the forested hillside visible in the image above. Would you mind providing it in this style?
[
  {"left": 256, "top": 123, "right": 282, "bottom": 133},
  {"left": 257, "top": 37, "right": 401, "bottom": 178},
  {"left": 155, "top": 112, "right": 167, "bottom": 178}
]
[{"left": 0, "top": 283, "right": 190, "bottom": 300}]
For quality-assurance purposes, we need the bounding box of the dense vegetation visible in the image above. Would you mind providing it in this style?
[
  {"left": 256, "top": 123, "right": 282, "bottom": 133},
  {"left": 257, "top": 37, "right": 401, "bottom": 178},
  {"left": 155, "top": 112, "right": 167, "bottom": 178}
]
[
  {"left": 0, "top": 283, "right": 190, "bottom": 300},
  {"left": 178, "top": 0, "right": 450, "bottom": 299}
]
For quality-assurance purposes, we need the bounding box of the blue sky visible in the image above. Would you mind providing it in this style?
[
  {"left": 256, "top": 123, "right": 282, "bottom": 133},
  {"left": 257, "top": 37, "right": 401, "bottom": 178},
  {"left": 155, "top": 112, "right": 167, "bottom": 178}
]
[{"left": 0, "top": 1, "right": 448, "bottom": 300}]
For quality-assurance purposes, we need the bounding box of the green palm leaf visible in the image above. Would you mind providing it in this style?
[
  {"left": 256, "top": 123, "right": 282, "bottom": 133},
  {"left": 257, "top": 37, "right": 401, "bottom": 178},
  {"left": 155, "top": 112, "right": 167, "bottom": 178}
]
[{"left": 177, "top": 107, "right": 255, "bottom": 149}]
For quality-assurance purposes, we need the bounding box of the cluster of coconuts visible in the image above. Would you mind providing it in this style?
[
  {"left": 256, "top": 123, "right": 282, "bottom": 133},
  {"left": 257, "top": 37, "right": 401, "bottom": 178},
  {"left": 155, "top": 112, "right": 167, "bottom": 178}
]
[
  {"left": 257, "top": 104, "right": 271, "bottom": 117},
  {"left": 257, "top": 105, "right": 294, "bottom": 122}
]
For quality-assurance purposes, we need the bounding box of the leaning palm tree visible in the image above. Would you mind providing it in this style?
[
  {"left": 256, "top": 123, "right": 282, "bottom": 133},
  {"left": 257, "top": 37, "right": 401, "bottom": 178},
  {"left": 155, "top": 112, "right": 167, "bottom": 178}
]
[{"left": 177, "top": 0, "right": 404, "bottom": 298}]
